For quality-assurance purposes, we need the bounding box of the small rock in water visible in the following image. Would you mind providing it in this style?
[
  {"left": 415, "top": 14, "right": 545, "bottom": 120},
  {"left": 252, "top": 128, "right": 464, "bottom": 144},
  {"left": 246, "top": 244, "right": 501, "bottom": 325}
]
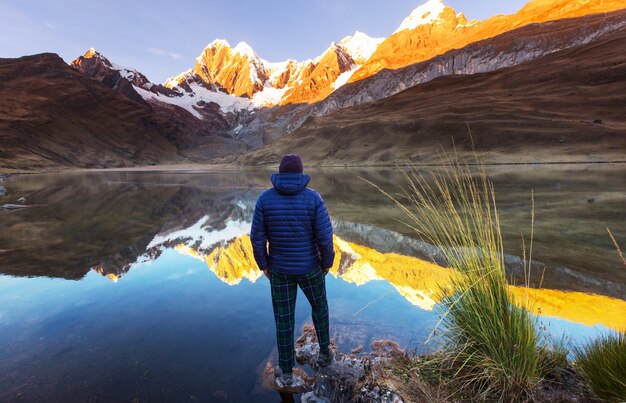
[
  {"left": 1, "top": 203, "right": 28, "bottom": 210},
  {"left": 261, "top": 362, "right": 313, "bottom": 394},
  {"left": 17, "top": 197, "right": 26, "bottom": 203}
]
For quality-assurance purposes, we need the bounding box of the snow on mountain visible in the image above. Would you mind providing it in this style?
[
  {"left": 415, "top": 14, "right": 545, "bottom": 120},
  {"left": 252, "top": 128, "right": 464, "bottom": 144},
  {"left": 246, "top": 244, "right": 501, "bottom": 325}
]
[
  {"left": 250, "top": 85, "right": 290, "bottom": 107},
  {"left": 338, "top": 31, "right": 384, "bottom": 63},
  {"left": 233, "top": 41, "right": 267, "bottom": 85},
  {"left": 133, "top": 81, "right": 252, "bottom": 117},
  {"left": 124, "top": 25, "right": 381, "bottom": 113},
  {"left": 147, "top": 215, "right": 250, "bottom": 251},
  {"left": 394, "top": 0, "right": 448, "bottom": 33},
  {"left": 264, "top": 59, "right": 297, "bottom": 85},
  {"left": 162, "top": 36, "right": 371, "bottom": 110},
  {"left": 74, "top": 49, "right": 253, "bottom": 117},
  {"left": 332, "top": 65, "right": 359, "bottom": 90},
  {"left": 77, "top": 48, "right": 153, "bottom": 90},
  {"left": 232, "top": 41, "right": 258, "bottom": 58},
  {"left": 73, "top": 0, "right": 626, "bottom": 121}
]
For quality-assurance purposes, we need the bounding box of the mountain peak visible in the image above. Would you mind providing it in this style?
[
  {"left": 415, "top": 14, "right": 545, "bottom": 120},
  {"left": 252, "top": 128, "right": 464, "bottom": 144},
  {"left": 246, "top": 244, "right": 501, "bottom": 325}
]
[
  {"left": 75, "top": 48, "right": 113, "bottom": 69},
  {"left": 232, "top": 41, "right": 258, "bottom": 59},
  {"left": 339, "top": 31, "right": 384, "bottom": 63},
  {"left": 85, "top": 47, "right": 100, "bottom": 58},
  {"left": 394, "top": 0, "right": 449, "bottom": 33},
  {"left": 83, "top": 48, "right": 110, "bottom": 62},
  {"left": 206, "top": 38, "right": 230, "bottom": 49}
]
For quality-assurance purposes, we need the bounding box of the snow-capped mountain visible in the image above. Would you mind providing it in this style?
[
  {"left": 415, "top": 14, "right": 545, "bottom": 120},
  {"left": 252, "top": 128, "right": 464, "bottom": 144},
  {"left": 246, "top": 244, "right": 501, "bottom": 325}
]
[
  {"left": 393, "top": 0, "right": 451, "bottom": 33},
  {"left": 73, "top": 31, "right": 383, "bottom": 118},
  {"left": 72, "top": 48, "right": 240, "bottom": 118},
  {"left": 21, "top": 0, "right": 618, "bottom": 171},
  {"left": 70, "top": 48, "right": 251, "bottom": 160},
  {"left": 162, "top": 33, "right": 384, "bottom": 109},
  {"left": 72, "top": 0, "right": 625, "bottom": 121},
  {"left": 338, "top": 31, "right": 385, "bottom": 64}
]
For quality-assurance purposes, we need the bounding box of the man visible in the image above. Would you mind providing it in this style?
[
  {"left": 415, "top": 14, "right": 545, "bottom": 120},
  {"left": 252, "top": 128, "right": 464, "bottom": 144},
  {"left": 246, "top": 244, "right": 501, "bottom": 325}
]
[{"left": 250, "top": 154, "right": 335, "bottom": 387}]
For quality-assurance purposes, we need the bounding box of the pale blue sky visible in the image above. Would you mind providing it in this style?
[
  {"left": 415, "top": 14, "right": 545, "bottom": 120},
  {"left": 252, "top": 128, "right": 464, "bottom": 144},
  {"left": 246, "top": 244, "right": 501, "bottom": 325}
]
[{"left": 0, "top": 0, "right": 528, "bottom": 83}]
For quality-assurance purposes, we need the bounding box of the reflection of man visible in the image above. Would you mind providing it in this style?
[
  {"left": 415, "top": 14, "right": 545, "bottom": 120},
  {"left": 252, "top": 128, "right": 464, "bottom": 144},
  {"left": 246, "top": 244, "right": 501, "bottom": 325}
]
[{"left": 250, "top": 154, "right": 336, "bottom": 387}]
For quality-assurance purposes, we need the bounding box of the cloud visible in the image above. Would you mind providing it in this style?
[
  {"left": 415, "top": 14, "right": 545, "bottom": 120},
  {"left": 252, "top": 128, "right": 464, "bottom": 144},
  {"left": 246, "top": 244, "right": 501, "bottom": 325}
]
[
  {"left": 147, "top": 47, "right": 182, "bottom": 60},
  {"left": 43, "top": 21, "right": 55, "bottom": 29}
]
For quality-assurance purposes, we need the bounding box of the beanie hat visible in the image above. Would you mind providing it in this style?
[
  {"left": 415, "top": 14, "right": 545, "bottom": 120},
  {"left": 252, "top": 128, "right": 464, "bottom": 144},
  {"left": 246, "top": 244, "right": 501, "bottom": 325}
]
[{"left": 279, "top": 154, "right": 303, "bottom": 173}]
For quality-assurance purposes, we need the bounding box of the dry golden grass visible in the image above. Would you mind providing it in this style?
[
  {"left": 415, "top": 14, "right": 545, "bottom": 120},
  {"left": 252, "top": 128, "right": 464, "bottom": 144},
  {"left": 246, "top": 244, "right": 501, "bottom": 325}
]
[{"left": 363, "top": 148, "right": 546, "bottom": 401}]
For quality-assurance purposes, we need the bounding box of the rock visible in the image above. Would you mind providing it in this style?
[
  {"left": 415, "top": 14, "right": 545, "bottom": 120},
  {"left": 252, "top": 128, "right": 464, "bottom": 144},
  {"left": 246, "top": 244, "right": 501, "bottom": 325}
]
[
  {"left": 261, "top": 362, "right": 314, "bottom": 394},
  {"left": 17, "top": 197, "right": 26, "bottom": 203},
  {"left": 0, "top": 185, "right": 5, "bottom": 196},
  {"left": 294, "top": 324, "right": 406, "bottom": 402},
  {"left": 1, "top": 203, "right": 28, "bottom": 210},
  {"left": 301, "top": 391, "right": 330, "bottom": 403},
  {"left": 263, "top": 325, "right": 406, "bottom": 402}
]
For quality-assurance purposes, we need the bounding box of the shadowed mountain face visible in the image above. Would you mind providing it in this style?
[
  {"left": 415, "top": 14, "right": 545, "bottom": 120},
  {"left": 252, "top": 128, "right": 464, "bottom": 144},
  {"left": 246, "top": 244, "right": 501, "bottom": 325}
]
[
  {"left": 0, "top": 54, "right": 182, "bottom": 170},
  {"left": 243, "top": 26, "right": 626, "bottom": 165},
  {"left": 0, "top": 54, "right": 248, "bottom": 171}
]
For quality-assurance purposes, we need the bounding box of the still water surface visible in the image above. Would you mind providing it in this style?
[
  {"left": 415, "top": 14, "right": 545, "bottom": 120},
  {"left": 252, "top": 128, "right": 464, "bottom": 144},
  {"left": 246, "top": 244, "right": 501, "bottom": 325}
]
[{"left": 0, "top": 166, "right": 624, "bottom": 401}]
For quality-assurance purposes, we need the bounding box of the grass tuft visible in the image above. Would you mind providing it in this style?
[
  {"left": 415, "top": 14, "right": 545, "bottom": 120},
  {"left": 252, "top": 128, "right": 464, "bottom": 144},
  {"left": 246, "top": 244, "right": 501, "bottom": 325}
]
[
  {"left": 575, "top": 332, "right": 626, "bottom": 402},
  {"left": 363, "top": 150, "right": 544, "bottom": 400}
]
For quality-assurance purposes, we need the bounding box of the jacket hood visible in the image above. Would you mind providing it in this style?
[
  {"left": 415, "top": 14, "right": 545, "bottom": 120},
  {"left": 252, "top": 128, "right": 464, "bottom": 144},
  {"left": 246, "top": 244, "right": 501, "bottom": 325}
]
[{"left": 271, "top": 173, "right": 310, "bottom": 195}]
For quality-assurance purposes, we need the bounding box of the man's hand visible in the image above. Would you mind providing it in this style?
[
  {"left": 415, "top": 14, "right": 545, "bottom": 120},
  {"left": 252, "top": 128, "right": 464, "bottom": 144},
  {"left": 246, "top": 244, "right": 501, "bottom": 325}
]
[
  {"left": 262, "top": 269, "right": 270, "bottom": 280},
  {"left": 322, "top": 267, "right": 330, "bottom": 276}
]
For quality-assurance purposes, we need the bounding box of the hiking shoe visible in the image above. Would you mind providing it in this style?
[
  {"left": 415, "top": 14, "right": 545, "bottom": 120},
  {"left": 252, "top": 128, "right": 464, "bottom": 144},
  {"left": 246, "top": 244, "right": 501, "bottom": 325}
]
[
  {"left": 316, "top": 348, "right": 334, "bottom": 367},
  {"left": 274, "top": 367, "right": 293, "bottom": 387}
]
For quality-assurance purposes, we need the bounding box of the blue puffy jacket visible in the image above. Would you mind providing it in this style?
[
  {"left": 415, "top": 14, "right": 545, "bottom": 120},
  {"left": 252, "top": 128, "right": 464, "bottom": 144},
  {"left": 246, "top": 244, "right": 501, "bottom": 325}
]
[{"left": 250, "top": 172, "right": 335, "bottom": 274}]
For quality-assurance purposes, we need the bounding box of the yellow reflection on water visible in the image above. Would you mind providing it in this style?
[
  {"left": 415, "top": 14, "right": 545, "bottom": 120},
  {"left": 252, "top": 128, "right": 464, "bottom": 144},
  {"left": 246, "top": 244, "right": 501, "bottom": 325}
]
[
  {"left": 176, "top": 237, "right": 262, "bottom": 285},
  {"left": 214, "top": 235, "right": 626, "bottom": 330},
  {"left": 96, "top": 234, "right": 626, "bottom": 331},
  {"left": 511, "top": 287, "right": 626, "bottom": 331}
]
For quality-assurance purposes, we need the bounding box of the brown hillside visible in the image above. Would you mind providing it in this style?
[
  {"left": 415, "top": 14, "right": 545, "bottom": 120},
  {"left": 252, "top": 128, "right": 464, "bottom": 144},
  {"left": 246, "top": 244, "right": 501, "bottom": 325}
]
[{"left": 0, "top": 53, "right": 183, "bottom": 170}]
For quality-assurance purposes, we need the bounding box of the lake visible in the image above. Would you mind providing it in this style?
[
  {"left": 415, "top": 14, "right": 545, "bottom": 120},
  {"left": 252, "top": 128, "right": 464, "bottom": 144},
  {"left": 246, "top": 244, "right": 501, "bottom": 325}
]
[{"left": 1, "top": 166, "right": 625, "bottom": 402}]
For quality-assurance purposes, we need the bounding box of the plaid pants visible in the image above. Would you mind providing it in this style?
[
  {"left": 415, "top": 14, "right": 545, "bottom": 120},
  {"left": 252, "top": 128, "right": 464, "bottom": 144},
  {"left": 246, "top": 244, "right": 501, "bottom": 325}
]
[{"left": 270, "top": 267, "right": 330, "bottom": 373}]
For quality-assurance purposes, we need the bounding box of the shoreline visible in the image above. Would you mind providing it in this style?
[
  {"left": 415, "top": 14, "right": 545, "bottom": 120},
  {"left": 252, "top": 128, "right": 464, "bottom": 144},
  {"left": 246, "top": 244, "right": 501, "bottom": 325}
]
[{"left": 2, "top": 159, "right": 626, "bottom": 176}]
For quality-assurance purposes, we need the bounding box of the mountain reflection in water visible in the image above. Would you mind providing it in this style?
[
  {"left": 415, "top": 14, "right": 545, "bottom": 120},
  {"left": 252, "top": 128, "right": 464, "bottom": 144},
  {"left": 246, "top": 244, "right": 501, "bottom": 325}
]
[
  {"left": 93, "top": 214, "right": 626, "bottom": 332},
  {"left": 0, "top": 169, "right": 624, "bottom": 401}
]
